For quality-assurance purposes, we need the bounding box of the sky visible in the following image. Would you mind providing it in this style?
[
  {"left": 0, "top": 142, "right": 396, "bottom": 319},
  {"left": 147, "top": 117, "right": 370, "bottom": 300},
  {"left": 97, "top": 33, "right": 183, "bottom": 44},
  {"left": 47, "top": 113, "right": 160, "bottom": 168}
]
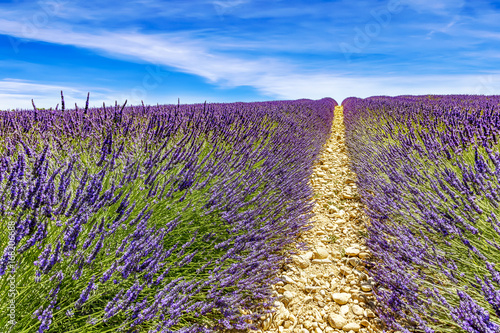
[{"left": 1, "top": 0, "right": 500, "bottom": 109}]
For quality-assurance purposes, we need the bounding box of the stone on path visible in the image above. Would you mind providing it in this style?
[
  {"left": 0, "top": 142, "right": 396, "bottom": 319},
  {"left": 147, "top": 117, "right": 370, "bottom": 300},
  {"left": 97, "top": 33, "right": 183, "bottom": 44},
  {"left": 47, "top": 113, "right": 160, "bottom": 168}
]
[
  {"left": 342, "top": 322, "right": 360, "bottom": 332},
  {"left": 345, "top": 247, "right": 360, "bottom": 257},
  {"left": 282, "top": 290, "right": 295, "bottom": 304},
  {"left": 340, "top": 304, "right": 350, "bottom": 316},
  {"left": 361, "top": 283, "right": 372, "bottom": 292},
  {"left": 292, "top": 255, "right": 310, "bottom": 269},
  {"left": 328, "top": 313, "right": 347, "bottom": 329},
  {"left": 352, "top": 304, "right": 364, "bottom": 316},
  {"left": 331, "top": 292, "right": 351, "bottom": 305},
  {"left": 313, "top": 246, "right": 329, "bottom": 259}
]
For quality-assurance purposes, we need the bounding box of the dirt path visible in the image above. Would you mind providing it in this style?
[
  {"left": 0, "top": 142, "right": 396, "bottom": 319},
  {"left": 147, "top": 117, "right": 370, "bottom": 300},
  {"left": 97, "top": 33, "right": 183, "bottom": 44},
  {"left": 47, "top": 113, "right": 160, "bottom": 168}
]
[{"left": 256, "top": 105, "right": 381, "bottom": 333}]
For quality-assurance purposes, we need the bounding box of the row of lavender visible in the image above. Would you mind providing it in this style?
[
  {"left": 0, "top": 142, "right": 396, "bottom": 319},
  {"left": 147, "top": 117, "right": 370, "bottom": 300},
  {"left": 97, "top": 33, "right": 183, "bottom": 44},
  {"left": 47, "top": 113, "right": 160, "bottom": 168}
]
[
  {"left": 344, "top": 95, "right": 500, "bottom": 333},
  {"left": 0, "top": 95, "right": 336, "bottom": 332}
]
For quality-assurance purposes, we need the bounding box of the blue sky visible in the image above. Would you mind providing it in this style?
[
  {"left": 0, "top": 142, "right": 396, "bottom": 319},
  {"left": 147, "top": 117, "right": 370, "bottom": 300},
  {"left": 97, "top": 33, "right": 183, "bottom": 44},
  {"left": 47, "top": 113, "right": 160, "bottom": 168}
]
[{"left": 1, "top": 0, "right": 500, "bottom": 109}]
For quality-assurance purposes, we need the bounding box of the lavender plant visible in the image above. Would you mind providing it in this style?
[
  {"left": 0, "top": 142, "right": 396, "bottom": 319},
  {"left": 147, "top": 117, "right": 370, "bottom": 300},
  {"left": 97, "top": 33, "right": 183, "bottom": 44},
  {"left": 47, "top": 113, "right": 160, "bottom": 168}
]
[
  {"left": 0, "top": 95, "right": 336, "bottom": 332},
  {"left": 344, "top": 95, "right": 500, "bottom": 333}
]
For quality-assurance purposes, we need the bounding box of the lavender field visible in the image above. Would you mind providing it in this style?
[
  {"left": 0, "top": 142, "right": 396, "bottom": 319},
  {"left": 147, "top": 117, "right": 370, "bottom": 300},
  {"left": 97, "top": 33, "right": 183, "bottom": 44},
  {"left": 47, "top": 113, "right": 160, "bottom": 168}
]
[
  {"left": 2, "top": 93, "right": 500, "bottom": 333},
  {"left": 344, "top": 95, "right": 500, "bottom": 333},
  {"left": 0, "top": 95, "right": 336, "bottom": 332}
]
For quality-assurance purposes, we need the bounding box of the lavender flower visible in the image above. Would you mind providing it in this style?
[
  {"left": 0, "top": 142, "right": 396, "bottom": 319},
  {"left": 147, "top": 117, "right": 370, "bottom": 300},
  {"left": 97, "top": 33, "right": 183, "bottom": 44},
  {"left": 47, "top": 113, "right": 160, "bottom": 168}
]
[{"left": 75, "top": 275, "right": 97, "bottom": 309}]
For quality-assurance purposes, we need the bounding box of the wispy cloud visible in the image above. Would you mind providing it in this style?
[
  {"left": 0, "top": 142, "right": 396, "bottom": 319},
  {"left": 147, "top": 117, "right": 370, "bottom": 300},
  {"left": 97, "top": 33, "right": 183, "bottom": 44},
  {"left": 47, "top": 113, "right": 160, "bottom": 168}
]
[
  {"left": 401, "top": 0, "right": 465, "bottom": 15},
  {"left": 212, "top": 0, "right": 250, "bottom": 16},
  {"left": 0, "top": 16, "right": 295, "bottom": 90},
  {"left": 0, "top": 79, "right": 115, "bottom": 109}
]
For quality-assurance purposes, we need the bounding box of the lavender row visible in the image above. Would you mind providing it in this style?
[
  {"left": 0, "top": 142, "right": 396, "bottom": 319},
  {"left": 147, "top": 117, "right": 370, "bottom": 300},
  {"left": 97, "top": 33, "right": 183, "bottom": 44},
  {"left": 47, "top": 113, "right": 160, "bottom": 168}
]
[
  {"left": 343, "top": 95, "right": 500, "bottom": 333},
  {"left": 0, "top": 95, "right": 336, "bottom": 332}
]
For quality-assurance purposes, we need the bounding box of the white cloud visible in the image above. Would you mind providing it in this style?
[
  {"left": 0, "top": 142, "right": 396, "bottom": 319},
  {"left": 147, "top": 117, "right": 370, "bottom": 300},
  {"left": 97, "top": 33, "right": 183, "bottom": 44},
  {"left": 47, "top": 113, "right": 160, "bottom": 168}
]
[
  {"left": 254, "top": 73, "right": 500, "bottom": 104},
  {"left": 0, "top": 17, "right": 295, "bottom": 93},
  {"left": 0, "top": 17, "right": 290, "bottom": 80},
  {"left": 0, "top": 79, "right": 114, "bottom": 110},
  {"left": 3, "top": 72, "right": 500, "bottom": 110}
]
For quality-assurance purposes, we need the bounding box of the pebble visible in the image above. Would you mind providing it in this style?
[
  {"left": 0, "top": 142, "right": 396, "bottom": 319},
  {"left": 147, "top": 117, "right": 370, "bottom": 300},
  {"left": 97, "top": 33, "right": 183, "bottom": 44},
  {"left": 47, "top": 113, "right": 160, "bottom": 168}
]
[
  {"left": 282, "top": 291, "right": 295, "bottom": 304},
  {"left": 312, "top": 259, "right": 332, "bottom": 264},
  {"left": 340, "top": 304, "right": 350, "bottom": 316},
  {"left": 340, "top": 266, "right": 352, "bottom": 275},
  {"left": 303, "top": 296, "right": 314, "bottom": 304},
  {"left": 331, "top": 293, "right": 351, "bottom": 305},
  {"left": 342, "top": 323, "right": 360, "bottom": 332},
  {"left": 304, "top": 252, "right": 314, "bottom": 260},
  {"left": 360, "top": 284, "right": 372, "bottom": 292},
  {"left": 274, "top": 307, "right": 289, "bottom": 327},
  {"left": 331, "top": 250, "right": 342, "bottom": 259},
  {"left": 261, "top": 315, "right": 272, "bottom": 330},
  {"left": 358, "top": 252, "right": 370, "bottom": 259},
  {"left": 314, "top": 247, "right": 329, "bottom": 259},
  {"left": 342, "top": 192, "right": 354, "bottom": 199},
  {"left": 352, "top": 304, "right": 364, "bottom": 316},
  {"left": 345, "top": 247, "right": 360, "bottom": 257},
  {"left": 328, "top": 313, "right": 347, "bottom": 329},
  {"left": 305, "top": 285, "right": 321, "bottom": 293},
  {"left": 348, "top": 257, "right": 359, "bottom": 266},
  {"left": 292, "top": 255, "right": 310, "bottom": 269}
]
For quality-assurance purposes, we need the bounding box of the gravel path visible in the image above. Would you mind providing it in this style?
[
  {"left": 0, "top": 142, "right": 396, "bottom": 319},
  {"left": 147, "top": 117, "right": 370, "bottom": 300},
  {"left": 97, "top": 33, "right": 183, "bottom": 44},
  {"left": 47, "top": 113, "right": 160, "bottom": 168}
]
[{"left": 255, "top": 105, "right": 382, "bottom": 333}]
